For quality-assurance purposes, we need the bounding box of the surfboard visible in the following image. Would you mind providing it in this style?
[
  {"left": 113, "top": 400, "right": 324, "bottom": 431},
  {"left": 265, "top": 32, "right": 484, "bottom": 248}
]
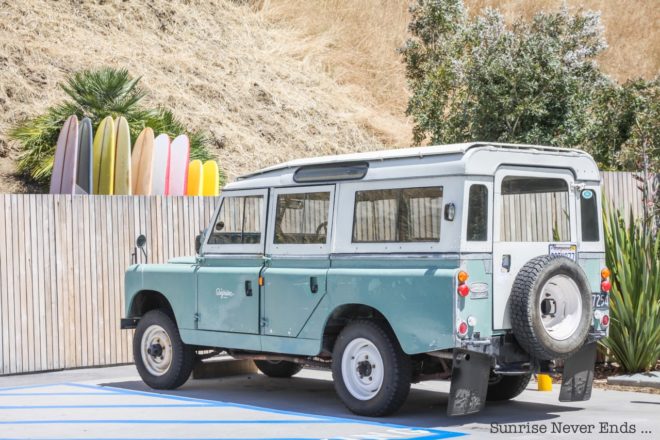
[
  {"left": 167, "top": 135, "right": 190, "bottom": 196},
  {"left": 76, "top": 117, "right": 93, "bottom": 194},
  {"left": 202, "top": 160, "right": 219, "bottom": 196},
  {"left": 152, "top": 134, "right": 171, "bottom": 195},
  {"left": 187, "top": 160, "right": 203, "bottom": 196},
  {"left": 92, "top": 116, "right": 116, "bottom": 195},
  {"left": 113, "top": 116, "right": 131, "bottom": 195},
  {"left": 131, "top": 127, "right": 155, "bottom": 195},
  {"left": 50, "top": 115, "right": 79, "bottom": 194}
]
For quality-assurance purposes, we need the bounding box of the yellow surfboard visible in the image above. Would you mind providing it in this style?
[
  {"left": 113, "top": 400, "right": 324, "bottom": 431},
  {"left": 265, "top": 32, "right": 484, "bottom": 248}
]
[
  {"left": 187, "top": 160, "right": 203, "bottom": 196},
  {"left": 114, "top": 116, "right": 131, "bottom": 195},
  {"left": 92, "top": 116, "right": 115, "bottom": 195},
  {"left": 202, "top": 160, "right": 219, "bottom": 196},
  {"left": 131, "top": 127, "right": 155, "bottom": 195}
]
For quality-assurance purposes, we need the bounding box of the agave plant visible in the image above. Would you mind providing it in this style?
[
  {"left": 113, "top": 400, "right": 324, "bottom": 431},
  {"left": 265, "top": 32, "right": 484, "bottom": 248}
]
[
  {"left": 10, "top": 68, "right": 214, "bottom": 184},
  {"left": 600, "top": 207, "right": 660, "bottom": 373}
]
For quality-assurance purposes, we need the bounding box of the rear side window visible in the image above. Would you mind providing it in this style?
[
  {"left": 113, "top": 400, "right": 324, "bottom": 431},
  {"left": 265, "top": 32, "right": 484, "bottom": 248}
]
[
  {"left": 467, "top": 184, "right": 488, "bottom": 241},
  {"left": 500, "top": 177, "right": 570, "bottom": 242},
  {"left": 274, "top": 192, "right": 331, "bottom": 244},
  {"left": 352, "top": 187, "right": 443, "bottom": 243},
  {"left": 580, "top": 189, "right": 599, "bottom": 241},
  {"left": 209, "top": 195, "right": 263, "bottom": 245}
]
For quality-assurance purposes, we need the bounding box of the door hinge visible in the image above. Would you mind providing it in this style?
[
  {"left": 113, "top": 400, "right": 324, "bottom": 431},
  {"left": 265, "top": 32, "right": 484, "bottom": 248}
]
[
  {"left": 260, "top": 317, "right": 268, "bottom": 328},
  {"left": 194, "top": 313, "right": 200, "bottom": 322},
  {"left": 571, "top": 183, "right": 586, "bottom": 192}
]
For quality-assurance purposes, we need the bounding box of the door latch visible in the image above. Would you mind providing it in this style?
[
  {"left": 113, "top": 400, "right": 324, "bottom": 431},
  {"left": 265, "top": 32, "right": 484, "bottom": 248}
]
[
  {"left": 310, "top": 276, "right": 319, "bottom": 294},
  {"left": 245, "top": 280, "right": 253, "bottom": 297},
  {"left": 501, "top": 254, "right": 511, "bottom": 272}
]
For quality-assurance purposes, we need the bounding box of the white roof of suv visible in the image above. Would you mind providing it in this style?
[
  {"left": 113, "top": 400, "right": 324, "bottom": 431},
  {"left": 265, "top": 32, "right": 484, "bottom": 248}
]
[{"left": 226, "top": 142, "right": 599, "bottom": 190}]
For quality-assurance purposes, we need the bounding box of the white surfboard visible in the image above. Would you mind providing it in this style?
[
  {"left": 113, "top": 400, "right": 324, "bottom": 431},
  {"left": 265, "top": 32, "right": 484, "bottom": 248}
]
[
  {"left": 167, "top": 135, "right": 190, "bottom": 196},
  {"left": 152, "top": 134, "right": 171, "bottom": 195}
]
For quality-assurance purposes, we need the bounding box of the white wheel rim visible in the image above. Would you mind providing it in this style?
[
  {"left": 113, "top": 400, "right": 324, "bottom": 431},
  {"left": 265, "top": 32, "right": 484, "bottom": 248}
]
[
  {"left": 539, "top": 274, "right": 583, "bottom": 341},
  {"left": 141, "top": 324, "right": 173, "bottom": 376},
  {"left": 341, "top": 337, "right": 384, "bottom": 401}
]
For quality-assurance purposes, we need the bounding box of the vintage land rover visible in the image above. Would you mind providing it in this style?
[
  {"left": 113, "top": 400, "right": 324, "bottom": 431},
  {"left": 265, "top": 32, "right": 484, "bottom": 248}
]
[{"left": 121, "top": 143, "right": 610, "bottom": 416}]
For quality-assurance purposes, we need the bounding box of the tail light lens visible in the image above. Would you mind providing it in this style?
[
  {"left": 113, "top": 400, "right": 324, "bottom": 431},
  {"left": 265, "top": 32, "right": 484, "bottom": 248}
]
[
  {"left": 457, "top": 321, "right": 468, "bottom": 338},
  {"left": 457, "top": 271, "right": 469, "bottom": 297},
  {"left": 601, "top": 314, "right": 610, "bottom": 327},
  {"left": 601, "top": 280, "right": 612, "bottom": 292},
  {"left": 601, "top": 267, "right": 611, "bottom": 292}
]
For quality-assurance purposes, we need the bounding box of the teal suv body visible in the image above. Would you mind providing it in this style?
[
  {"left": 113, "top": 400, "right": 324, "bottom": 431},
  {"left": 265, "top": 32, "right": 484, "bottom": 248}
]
[{"left": 122, "top": 143, "right": 610, "bottom": 416}]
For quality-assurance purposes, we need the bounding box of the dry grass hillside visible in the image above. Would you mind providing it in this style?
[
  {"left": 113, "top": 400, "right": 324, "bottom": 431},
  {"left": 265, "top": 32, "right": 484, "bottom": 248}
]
[
  {"left": 0, "top": 0, "right": 384, "bottom": 192},
  {"left": 1, "top": 0, "right": 658, "bottom": 193}
]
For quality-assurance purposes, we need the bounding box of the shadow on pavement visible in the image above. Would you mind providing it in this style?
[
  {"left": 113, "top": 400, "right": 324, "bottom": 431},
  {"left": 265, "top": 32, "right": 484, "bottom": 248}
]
[{"left": 105, "top": 373, "right": 582, "bottom": 429}]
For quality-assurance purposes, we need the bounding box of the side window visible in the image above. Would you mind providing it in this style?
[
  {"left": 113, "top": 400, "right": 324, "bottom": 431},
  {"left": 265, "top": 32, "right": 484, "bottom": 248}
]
[
  {"left": 274, "top": 192, "right": 331, "bottom": 244},
  {"left": 500, "top": 177, "right": 570, "bottom": 242},
  {"left": 208, "top": 195, "right": 263, "bottom": 245},
  {"left": 580, "top": 189, "right": 599, "bottom": 242},
  {"left": 467, "top": 184, "right": 488, "bottom": 241},
  {"left": 352, "top": 187, "right": 443, "bottom": 243}
]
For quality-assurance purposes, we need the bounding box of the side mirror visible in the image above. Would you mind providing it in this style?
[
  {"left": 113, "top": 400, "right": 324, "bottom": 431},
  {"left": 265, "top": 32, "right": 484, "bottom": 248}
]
[
  {"left": 132, "top": 234, "right": 148, "bottom": 264},
  {"left": 136, "top": 234, "right": 147, "bottom": 248},
  {"left": 195, "top": 231, "right": 204, "bottom": 255}
]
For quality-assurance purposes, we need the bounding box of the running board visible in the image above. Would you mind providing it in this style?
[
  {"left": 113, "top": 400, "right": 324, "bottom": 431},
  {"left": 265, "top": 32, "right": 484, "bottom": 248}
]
[
  {"left": 447, "top": 349, "right": 491, "bottom": 416},
  {"left": 559, "top": 342, "right": 597, "bottom": 402}
]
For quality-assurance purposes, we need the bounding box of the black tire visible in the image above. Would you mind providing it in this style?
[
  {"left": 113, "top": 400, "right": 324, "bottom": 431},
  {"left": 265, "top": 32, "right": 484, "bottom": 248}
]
[
  {"left": 332, "top": 320, "right": 411, "bottom": 417},
  {"left": 133, "top": 309, "right": 194, "bottom": 390},
  {"left": 486, "top": 373, "right": 532, "bottom": 401},
  {"left": 510, "top": 255, "right": 592, "bottom": 360},
  {"left": 255, "top": 360, "right": 303, "bottom": 378}
]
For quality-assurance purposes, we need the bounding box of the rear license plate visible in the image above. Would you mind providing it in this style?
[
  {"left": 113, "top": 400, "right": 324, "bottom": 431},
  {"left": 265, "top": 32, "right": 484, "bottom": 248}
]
[
  {"left": 549, "top": 243, "right": 577, "bottom": 261},
  {"left": 592, "top": 293, "right": 608, "bottom": 308}
]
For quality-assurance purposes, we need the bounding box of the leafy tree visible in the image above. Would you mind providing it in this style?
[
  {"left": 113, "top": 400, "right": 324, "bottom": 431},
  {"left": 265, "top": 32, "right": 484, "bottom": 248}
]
[
  {"left": 10, "top": 68, "right": 213, "bottom": 184},
  {"left": 401, "top": 0, "right": 609, "bottom": 147}
]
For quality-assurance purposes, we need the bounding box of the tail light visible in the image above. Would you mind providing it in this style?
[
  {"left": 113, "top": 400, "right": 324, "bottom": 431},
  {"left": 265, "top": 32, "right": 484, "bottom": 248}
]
[
  {"left": 457, "top": 320, "right": 468, "bottom": 338},
  {"left": 601, "top": 267, "right": 611, "bottom": 292},
  {"left": 457, "top": 271, "right": 469, "bottom": 297},
  {"left": 601, "top": 314, "right": 610, "bottom": 327}
]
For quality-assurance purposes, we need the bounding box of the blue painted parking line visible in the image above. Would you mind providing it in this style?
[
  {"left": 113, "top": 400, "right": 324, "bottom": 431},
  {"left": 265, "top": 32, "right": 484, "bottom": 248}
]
[{"left": 0, "top": 383, "right": 466, "bottom": 439}]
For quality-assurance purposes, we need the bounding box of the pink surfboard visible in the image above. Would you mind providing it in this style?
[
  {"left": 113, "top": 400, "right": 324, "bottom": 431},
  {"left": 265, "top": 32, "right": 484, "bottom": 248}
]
[
  {"left": 151, "top": 134, "right": 171, "bottom": 195},
  {"left": 50, "top": 115, "right": 79, "bottom": 194},
  {"left": 167, "top": 135, "right": 190, "bottom": 196}
]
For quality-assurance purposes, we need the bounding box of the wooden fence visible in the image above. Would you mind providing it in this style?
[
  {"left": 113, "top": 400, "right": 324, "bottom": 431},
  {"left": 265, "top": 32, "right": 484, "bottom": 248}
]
[
  {"left": 0, "top": 172, "right": 655, "bottom": 376},
  {"left": 0, "top": 195, "right": 217, "bottom": 376}
]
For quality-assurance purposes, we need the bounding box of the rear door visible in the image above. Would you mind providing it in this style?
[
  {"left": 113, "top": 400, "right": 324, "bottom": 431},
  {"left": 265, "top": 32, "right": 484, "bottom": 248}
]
[
  {"left": 196, "top": 189, "right": 267, "bottom": 334},
  {"left": 261, "top": 185, "right": 334, "bottom": 337},
  {"left": 492, "top": 167, "right": 577, "bottom": 330}
]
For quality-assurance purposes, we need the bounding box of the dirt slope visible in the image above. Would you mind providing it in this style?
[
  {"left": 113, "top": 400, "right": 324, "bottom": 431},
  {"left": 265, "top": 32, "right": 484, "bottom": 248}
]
[{"left": 0, "top": 0, "right": 384, "bottom": 192}]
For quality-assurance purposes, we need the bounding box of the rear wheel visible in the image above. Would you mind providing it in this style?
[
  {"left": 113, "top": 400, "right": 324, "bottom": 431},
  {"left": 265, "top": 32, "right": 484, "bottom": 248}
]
[
  {"left": 332, "top": 320, "right": 411, "bottom": 417},
  {"left": 486, "top": 373, "right": 532, "bottom": 401},
  {"left": 133, "top": 310, "right": 194, "bottom": 389},
  {"left": 255, "top": 360, "right": 303, "bottom": 378}
]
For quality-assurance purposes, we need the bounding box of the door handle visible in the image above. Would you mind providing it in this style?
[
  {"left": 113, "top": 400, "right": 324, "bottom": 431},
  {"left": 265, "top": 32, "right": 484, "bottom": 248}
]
[
  {"left": 310, "top": 277, "right": 319, "bottom": 294},
  {"left": 245, "top": 280, "right": 253, "bottom": 297},
  {"left": 502, "top": 255, "right": 511, "bottom": 272}
]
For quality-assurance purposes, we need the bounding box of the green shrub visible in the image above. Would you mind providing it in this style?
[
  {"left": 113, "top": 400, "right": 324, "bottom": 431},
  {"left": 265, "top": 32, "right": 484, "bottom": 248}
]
[
  {"left": 10, "top": 68, "right": 214, "bottom": 184},
  {"left": 601, "top": 208, "right": 660, "bottom": 373}
]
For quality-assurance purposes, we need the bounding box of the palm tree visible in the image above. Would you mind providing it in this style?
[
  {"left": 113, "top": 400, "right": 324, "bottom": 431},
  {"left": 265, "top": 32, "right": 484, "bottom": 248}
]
[{"left": 10, "top": 67, "right": 213, "bottom": 184}]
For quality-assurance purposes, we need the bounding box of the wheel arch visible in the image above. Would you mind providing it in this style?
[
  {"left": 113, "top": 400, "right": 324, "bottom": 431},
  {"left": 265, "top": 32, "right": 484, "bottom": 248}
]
[
  {"left": 128, "top": 290, "right": 178, "bottom": 326},
  {"left": 321, "top": 303, "right": 399, "bottom": 354}
]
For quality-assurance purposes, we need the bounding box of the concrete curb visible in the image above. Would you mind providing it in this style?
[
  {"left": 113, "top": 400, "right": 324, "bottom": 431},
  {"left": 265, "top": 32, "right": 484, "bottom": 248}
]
[{"left": 607, "top": 371, "right": 660, "bottom": 388}]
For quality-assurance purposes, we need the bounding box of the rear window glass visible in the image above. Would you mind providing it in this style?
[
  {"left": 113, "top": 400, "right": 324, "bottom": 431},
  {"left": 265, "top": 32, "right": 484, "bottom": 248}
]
[
  {"left": 580, "top": 189, "right": 599, "bottom": 241},
  {"left": 500, "top": 177, "right": 570, "bottom": 242},
  {"left": 467, "top": 184, "right": 488, "bottom": 241},
  {"left": 352, "top": 187, "right": 443, "bottom": 243},
  {"left": 274, "top": 192, "right": 331, "bottom": 244},
  {"left": 208, "top": 195, "right": 263, "bottom": 245}
]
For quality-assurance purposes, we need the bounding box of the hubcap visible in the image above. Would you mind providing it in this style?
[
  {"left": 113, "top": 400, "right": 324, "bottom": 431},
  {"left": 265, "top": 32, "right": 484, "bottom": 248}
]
[
  {"left": 539, "top": 274, "right": 583, "bottom": 341},
  {"left": 141, "top": 324, "right": 173, "bottom": 376},
  {"left": 341, "top": 338, "right": 384, "bottom": 401}
]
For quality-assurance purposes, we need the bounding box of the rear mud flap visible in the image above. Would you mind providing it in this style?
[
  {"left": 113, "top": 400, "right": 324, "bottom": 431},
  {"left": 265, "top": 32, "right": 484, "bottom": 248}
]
[
  {"left": 559, "top": 342, "right": 597, "bottom": 402},
  {"left": 447, "top": 349, "right": 491, "bottom": 416}
]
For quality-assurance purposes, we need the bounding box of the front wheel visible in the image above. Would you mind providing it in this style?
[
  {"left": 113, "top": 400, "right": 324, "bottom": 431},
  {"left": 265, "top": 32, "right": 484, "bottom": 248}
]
[
  {"left": 486, "top": 373, "right": 532, "bottom": 401},
  {"left": 133, "top": 309, "right": 195, "bottom": 389},
  {"left": 332, "top": 320, "right": 411, "bottom": 417}
]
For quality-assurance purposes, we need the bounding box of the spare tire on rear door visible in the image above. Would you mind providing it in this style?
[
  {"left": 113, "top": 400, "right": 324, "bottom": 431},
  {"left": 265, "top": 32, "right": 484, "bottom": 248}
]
[{"left": 510, "top": 255, "right": 592, "bottom": 360}]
